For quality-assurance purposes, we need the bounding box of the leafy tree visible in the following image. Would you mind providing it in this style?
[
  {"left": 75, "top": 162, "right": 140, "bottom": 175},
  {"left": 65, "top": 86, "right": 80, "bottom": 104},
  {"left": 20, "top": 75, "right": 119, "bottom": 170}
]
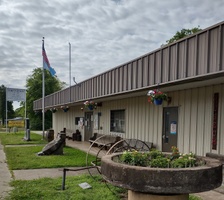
[
  {"left": 0, "top": 85, "right": 15, "bottom": 125},
  {"left": 26, "top": 68, "right": 65, "bottom": 130},
  {"left": 166, "top": 26, "right": 202, "bottom": 44}
]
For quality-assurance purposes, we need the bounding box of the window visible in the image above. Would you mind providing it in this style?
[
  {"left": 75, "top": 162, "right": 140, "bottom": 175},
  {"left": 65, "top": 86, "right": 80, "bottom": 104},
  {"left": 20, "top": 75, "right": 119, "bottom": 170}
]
[{"left": 110, "top": 110, "right": 125, "bottom": 133}]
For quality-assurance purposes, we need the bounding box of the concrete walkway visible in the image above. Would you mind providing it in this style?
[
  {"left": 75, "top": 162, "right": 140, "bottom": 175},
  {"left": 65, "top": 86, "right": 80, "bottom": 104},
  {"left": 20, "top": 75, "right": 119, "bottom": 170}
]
[
  {"left": 0, "top": 144, "right": 13, "bottom": 200},
  {"left": 0, "top": 138, "right": 224, "bottom": 200}
]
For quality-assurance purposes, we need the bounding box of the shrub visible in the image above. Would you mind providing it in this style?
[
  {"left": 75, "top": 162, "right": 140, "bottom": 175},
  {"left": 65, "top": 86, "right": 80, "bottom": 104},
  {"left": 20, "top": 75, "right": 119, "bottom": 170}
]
[{"left": 119, "top": 147, "right": 204, "bottom": 169}]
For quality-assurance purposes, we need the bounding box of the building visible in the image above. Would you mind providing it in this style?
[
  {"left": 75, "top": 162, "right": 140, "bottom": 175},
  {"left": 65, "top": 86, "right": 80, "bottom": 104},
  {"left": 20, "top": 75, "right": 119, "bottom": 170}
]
[{"left": 34, "top": 21, "right": 224, "bottom": 156}]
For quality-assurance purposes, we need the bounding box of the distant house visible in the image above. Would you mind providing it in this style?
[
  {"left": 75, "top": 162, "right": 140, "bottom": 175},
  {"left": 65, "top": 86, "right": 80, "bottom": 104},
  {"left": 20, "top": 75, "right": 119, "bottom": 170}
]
[{"left": 34, "top": 21, "right": 224, "bottom": 156}]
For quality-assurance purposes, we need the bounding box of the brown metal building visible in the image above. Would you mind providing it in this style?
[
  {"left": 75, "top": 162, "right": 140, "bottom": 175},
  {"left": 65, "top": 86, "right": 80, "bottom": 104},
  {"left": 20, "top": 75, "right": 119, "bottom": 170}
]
[{"left": 34, "top": 21, "right": 224, "bottom": 156}]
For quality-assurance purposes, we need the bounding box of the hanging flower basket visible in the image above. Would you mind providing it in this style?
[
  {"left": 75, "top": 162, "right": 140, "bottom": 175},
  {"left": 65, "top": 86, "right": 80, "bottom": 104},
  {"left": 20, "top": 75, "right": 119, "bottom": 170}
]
[
  {"left": 50, "top": 108, "right": 57, "bottom": 113},
  {"left": 61, "top": 106, "right": 69, "bottom": 112},
  {"left": 87, "top": 105, "right": 94, "bottom": 110},
  {"left": 147, "top": 89, "right": 168, "bottom": 105},
  {"left": 84, "top": 100, "right": 96, "bottom": 110},
  {"left": 153, "top": 98, "right": 163, "bottom": 105},
  {"left": 63, "top": 108, "right": 69, "bottom": 112}
]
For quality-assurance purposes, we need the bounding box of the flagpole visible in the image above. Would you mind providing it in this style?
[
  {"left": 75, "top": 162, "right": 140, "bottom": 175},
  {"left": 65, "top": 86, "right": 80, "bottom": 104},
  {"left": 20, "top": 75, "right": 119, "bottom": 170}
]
[
  {"left": 42, "top": 37, "right": 45, "bottom": 139},
  {"left": 69, "top": 42, "right": 71, "bottom": 102},
  {"left": 5, "top": 88, "right": 8, "bottom": 133}
]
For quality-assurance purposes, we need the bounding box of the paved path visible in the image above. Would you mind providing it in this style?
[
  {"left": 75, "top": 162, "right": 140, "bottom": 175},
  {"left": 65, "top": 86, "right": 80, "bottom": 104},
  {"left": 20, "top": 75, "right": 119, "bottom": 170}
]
[
  {"left": 0, "top": 144, "right": 13, "bottom": 200},
  {"left": 1, "top": 138, "right": 224, "bottom": 200}
]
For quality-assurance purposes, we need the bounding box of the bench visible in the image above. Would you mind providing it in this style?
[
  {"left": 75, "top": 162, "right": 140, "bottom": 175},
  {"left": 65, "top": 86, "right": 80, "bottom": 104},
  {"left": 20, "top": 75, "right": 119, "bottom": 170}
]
[
  {"left": 89, "top": 133, "right": 122, "bottom": 149},
  {"left": 66, "top": 129, "right": 74, "bottom": 140},
  {"left": 61, "top": 128, "right": 82, "bottom": 141},
  {"left": 206, "top": 153, "right": 224, "bottom": 165}
]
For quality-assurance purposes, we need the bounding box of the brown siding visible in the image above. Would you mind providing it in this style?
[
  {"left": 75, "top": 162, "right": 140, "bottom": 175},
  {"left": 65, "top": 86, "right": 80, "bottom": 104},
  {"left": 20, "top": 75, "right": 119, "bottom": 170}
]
[{"left": 34, "top": 22, "right": 224, "bottom": 110}]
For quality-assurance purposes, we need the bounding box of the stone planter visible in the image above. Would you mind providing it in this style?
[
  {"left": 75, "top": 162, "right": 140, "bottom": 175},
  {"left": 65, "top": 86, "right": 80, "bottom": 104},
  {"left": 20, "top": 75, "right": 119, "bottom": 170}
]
[{"left": 101, "top": 153, "right": 223, "bottom": 200}]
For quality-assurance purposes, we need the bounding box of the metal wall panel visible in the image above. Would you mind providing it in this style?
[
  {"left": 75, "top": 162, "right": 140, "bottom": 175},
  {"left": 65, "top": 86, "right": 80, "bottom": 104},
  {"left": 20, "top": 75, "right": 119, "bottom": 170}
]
[
  {"left": 162, "top": 47, "right": 169, "bottom": 82},
  {"left": 149, "top": 54, "right": 155, "bottom": 85},
  {"left": 209, "top": 28, "right": 219, "bottom": 72},
  {"left": 142, "top": 56, "right": 149, "bottom": 87},
  {"left": 127, "top": 63, "right": 132, "bottom": 90},
  {"left": 118, "top": 67, "right": 123, "bottom": 92},
  {"left": 155, "top": 51, "right": 161, "bottom": 84},
  {"left": 123, "top": 65, "right": 128, "bottom": 91},
  {"left": 221, "top": 25, "right": 224, "bottom": 70},
  {"left": 178, "top": 41, "right": 187, "bottom": 79},
  {"left": 137, "top": 59, "right": 142, "bottom": 88},
  {"left": 170, "top": 45, "right": 178, "bottom": 81},
  {"left": 198, "top": 32, "right": 208, "bottom": 75},
  {"left": 132, "top": 61, "right": 137, "bottom": 89},
  {"left": 187, "top": 37, "right": 197, "bottom": 77}
]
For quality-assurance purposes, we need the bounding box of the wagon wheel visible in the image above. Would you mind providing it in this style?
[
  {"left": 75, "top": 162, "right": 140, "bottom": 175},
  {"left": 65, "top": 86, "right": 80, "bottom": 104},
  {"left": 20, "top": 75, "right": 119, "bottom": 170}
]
[
  {"left": 86, "top": 135, "right": 113, "bottom": 179},
  {"left": 86, "top": 137, "right": 151, "bottom": 189},
  {"left": 103, "top": 139, "right": 152, "bottom": 193},
  {"left": 107, "top": 138, "right": 151, "bottom": 155}
]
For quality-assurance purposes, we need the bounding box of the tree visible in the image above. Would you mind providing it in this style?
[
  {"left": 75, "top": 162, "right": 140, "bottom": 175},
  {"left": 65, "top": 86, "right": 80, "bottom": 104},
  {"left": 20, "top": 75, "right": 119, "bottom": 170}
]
[
  {"left": 0, "top": 85, "right": 15, "bottom": 125},
  {"left": 166, "top": 27, "right": 202, "bottom": 44},
  {"left": 25, "top": 68, "right": 65, "bottom": 130}
]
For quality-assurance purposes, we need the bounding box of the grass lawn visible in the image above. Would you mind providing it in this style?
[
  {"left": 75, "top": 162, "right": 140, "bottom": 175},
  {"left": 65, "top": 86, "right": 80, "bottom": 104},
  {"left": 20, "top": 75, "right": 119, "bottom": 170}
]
[
  {"left": 0, "top": 132, "right": 95, "bottom": 170},
  {"left": 5, "top": 175, "right": 126, "bottom": 200},
  {"left": 0, "top": 132, "right": 47, "bottom": 145},
  {"left": 0, "top": 132, "right": 201, "bottom": 200},
  {"left": 5, "top": 145, "right": 95, "bottom": 170}
]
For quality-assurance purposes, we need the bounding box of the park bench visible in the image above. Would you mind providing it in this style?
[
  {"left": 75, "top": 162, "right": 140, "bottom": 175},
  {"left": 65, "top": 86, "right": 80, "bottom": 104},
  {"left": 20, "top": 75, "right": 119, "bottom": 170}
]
[
  {"left": 65, "top": 129, "right": 74, "bottom": 140},
  {"left": 206, "top": 152, "right": 224, "bottom": 165},
  {"left": 89, "top": 133, "right": 122, "bottom": 149},
  {"left": 60, "top": 128, "right": 82, "bottom": 141}
]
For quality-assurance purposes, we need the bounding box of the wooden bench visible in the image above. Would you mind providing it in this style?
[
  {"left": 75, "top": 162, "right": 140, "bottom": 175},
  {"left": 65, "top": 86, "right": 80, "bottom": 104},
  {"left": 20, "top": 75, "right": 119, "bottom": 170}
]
[
  {"left": 89, "top": 133, "right": 122, "bottom": 149},
  {"left": 60, "top": 128, "right": 75, "bottom": 140}
]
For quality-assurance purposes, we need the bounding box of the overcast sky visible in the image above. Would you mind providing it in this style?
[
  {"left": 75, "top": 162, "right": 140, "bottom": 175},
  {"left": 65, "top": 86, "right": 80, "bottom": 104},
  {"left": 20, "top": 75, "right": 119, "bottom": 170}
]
[{"left": 0, "top": 0, "right": 224, "bottom": 108}]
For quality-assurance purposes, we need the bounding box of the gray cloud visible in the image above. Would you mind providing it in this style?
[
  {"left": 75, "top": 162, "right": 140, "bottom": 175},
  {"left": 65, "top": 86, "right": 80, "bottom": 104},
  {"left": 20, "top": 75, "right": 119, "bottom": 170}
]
[{"left": 1, "top": 0, "right": 224, "bottom": 92}]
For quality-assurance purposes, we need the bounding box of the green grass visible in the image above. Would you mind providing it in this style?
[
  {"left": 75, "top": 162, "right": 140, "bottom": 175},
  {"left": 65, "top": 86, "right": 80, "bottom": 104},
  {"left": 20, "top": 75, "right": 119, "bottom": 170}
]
[
  {"left": 189, "top": 195, "right": 202, "bottom": 200},
  {"left": 0, "top": 132, "right": 201, "bottom": 200},
  {"left": 0, "top": 132, "right": 95, "bottom": 170},
  {"left": 5, "top": 145, "right": 95, "bottom": 170},
  {"left": 5, "top": 175, "right": 126, "bottom": 200},
  {"left": 4, "top": 174, "right": 201, "bottom": 200},
  {"left": 0, "top": 132, "right": 47, "bottom": 145}
]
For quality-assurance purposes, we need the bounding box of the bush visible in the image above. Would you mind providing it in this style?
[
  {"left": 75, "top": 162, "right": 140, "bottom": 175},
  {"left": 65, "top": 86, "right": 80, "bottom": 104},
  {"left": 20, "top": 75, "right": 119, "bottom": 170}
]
[
  {"left": 119, "top": 147, "right": 204, "bottom": 169},
  {"left": 120, "top": 150, "right": 149, "bottom": 167}
]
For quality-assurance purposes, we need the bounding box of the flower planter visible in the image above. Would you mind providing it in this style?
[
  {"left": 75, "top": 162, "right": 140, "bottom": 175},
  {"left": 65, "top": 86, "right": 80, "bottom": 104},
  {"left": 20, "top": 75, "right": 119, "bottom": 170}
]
[
  {"left": 88, "top": 105, "right": 94, "bottom": 110},
  {"left": 153, "top": 98, "right": 163, "bottom": 105},
  {"left": 101, "top": 153, "right": 222, "bottom": 200}
]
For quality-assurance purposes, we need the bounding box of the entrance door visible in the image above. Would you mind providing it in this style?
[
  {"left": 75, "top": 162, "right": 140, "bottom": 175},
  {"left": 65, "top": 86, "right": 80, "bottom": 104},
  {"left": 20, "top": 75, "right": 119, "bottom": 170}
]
[
  {"left": 84, "top": 112, "right": 93, "bottom": 141},
  {"left": 162, "top": 107, "right": 178, "bottom": 152}
]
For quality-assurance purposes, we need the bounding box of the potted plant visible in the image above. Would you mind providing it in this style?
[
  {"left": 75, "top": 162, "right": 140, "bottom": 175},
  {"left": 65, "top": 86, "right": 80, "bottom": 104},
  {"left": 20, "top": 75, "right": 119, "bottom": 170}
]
[
  {"left": 61, "top": 106, "right": 69, "bottom": 112},
  {"left": 50, "top": 108, "right": 57, "bottom": 113},
  {"left": 84, "top": 100, "right": 96, "bottom": 110},
  {"left": 147, "top": 89, "right": 168, "bottom": 105},
  {"left": 101, "top": 147, "right": 223, "bottom": 199}
]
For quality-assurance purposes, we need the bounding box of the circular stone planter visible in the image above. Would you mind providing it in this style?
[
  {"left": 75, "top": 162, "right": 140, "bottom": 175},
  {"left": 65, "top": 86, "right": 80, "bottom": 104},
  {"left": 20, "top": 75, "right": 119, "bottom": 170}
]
[{"left": 101, "top": 153, "right": 223, "bottom": 199}]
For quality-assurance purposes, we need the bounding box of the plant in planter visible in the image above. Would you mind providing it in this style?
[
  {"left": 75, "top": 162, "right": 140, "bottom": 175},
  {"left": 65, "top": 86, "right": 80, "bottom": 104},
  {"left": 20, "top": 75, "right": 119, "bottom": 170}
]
[
  {"left": 84, "top": 100, "right": 96, "bottom": 110},
  {"left": 101, "top": 147, "right": 222, "bottom": 199},
  {"left": 147, "top": 89, "right": 168, "bottom": 105},
  {"left": 120, "top": 147, "right": 201, "bottom": 168}
]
